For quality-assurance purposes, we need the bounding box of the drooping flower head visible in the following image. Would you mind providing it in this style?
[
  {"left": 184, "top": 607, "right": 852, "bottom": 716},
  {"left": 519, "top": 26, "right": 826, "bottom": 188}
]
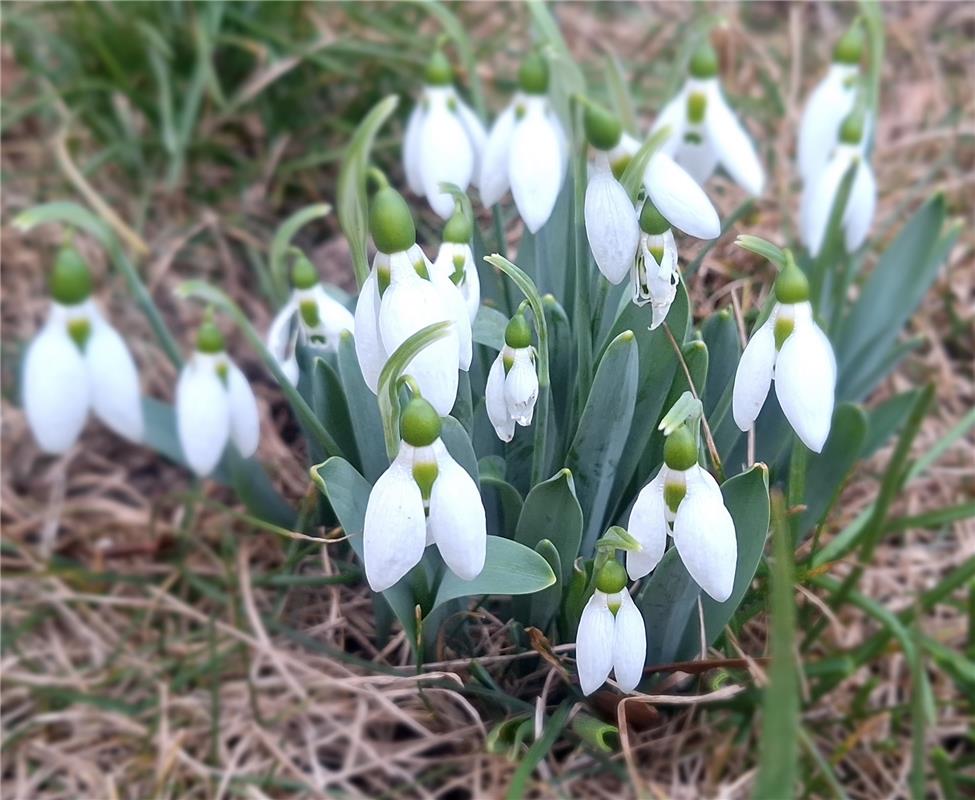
[
  {"left": 176, "top": 315, "right": 260, "bottom": 477},
  {"left": 363, "top": 395, "right": 487, "bottom": 591},
  {"left": 430, "top": 204, "right": 480, "bottom": 323},
  {"left": 480, "top": 51, "right": 568, "bottom": 232},
  {"left": 632, "top": 199, "right": 680, "bottom": 330},
  {"left": 353, "top": 181, "right": 471, "bottom": 415},
  {"left": 486, "top": 312, "right": 538, "bottom": 442},
  {"left": 576, "top": 560, "right": 646, "bottom": 695},
  {"left": 732, "top": 252, "right": 837, "bottom": 452},
  {"left": 403, "top": 50, "right": 487, "bottom": 218},
  {"left": 627, "top": 422, "right": 737, "bottom": 602},
  {"left": 22, "top": 246, "right": 143, "bottom": 453},
  {"left": 652, "top": 41, "right": 765, "bottom": 195},
  {"left": 266, "top": 251, "right": 355, "bottom": 384}
]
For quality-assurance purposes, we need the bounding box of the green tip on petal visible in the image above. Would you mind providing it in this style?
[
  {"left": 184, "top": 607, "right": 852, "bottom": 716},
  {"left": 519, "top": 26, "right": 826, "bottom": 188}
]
[
  {"left": 196, "top": 317, "right": 225, "bottom": 354},
  {"left": 688, "top": 41, "right": 719, "bottom": 79},
  {"left": 664, "top": 423, "right": 698, "bottom": 471},
  {"left": 49, "top": 246, "right": 92, "bottom": 305},
  {"left": 639, "top": 199, "right": 671, "bottom": 236},
  {"left": 370, "top": 186, "right": 416, "bottom": 254},
  {"left": 290, "top": 252, "right": 319, "bottom": 290},
  {"left": 838, "top": 106, "right": 866, "bottom": 145},
  {"left": 833, "top": 20, "right": 865, "bottom": 65},
  {"left": 400, "top": 396, "right": 442, "bottom": 447},
  {"left": 504, "top": 313, "right": 532, "bottom": 349},
  {"left": 425, "top": 50, "right": 453, "bottom": 86},
  {"left": 443, "top": 208, "right": 472, "bottom": 244},
  {"left": 595, "top": 559, "right": 628, "bottom": 594},
  {"left": 583, "top": 101, "right": 622, "bottom": 151},
  {"left": 518, "top": 51, "right": 549, "bottom": 94},
  {"left": 775, "top": 250, "right": 810, "bottom": 304}
]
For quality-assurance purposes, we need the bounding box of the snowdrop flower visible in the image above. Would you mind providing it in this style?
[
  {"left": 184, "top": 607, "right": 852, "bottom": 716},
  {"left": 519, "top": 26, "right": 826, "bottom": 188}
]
[
  {"left": 797, "top": 22, "right": 864, "bottom": 183},
  {"left": 652, "top": 42, "right": 765, "bottom": 195},
  {"left": 403, "top": 51, "right": 487, "bottom": 218},
  {"left": 480, "top": 52, "right": 567, "bottom": 233},
  {"left": 430, "top": 206, "right": 480, "bottom": 322},
  {"left": 733, "top": 254, "right": 836, "bottom": 452},
  {"left": 631, "top": 200, "right": 680, "bottom": 330},
  {"left": 582, "top": 101, "right": 719, "bottom": 288},
  {"left": 576, "top": 561, "right": 646, "bottom": 695},
  {"left": 485, "top": 314, "right": 537, "bottom": 442},
  {"left": 363, "top": 396, "right": 487, "bottom": 591},
  {"left": 354, "top": 184, "right": 472, "bottom": 415},
  {"left": 627, "top": 424, "right": 737, "bottom": 602},
  {"left": 176, "top": 318, "right": 259, "bottom": 476},
  {"left": 266, "top": 252, "right": 355, "bottom": 384},
  {"left": 799, "top": 109, "right": 876, "bottom": 257},
  {"left": 22, "top": 247, "right": 143, "bottom": 453}
]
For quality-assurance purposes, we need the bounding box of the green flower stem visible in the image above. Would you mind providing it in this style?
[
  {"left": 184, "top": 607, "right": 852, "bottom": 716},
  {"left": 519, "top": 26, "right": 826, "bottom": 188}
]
[
  {"left": 179, "top": 280, "right": 346, "bottom": 460},
  {"left": 570, "top": 99, "right": 593, "bottom": 416},
  {"left": 787, "top": 435, "right": 808, "bottom": 546},
  {"left": 484, "top": 255, "right": 550, "bottom": 486}
]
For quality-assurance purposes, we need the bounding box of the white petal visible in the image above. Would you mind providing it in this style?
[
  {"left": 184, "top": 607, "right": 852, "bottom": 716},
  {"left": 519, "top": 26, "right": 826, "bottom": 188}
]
[
  {"left": 798, "top": 65, "right": 857, "bottom": 183},
  {"left": 509, "top": 101, "right": 564, "bottom": 233},
  {"left": 644, "top": 152, "right": 721, "bottom": 240},
  {"left": 429, "top": 443, "right": 486, "bottom": 580},
  {"left": 843, "top": 158, "right": 876, "bottom": 253},
  {"left": 673, "top": 138, "right": 720, "bottom": 185},
  {"left": 266, "top": 301, "right": 296, "bottom": 368},
  {"left": 22, "top": 320, "right": 89, "bottom": 453},
  {"left": 775, "top": 309, "right": 836, "bottom": 453},
  {"left": 706, "top": 85, "right": 765, "bottom": 195},
  {"left": 419, "top": 90, "right": 475, "bottom": 218},
  {"left": 403, "top": 103, "right": 425, "bottom": 195},
  {"left": 732, "top": 315, "right": 776, "bottom": 432},
  {"left": 799, "top": 149, "right": 849, "bottom": 257},
  {"left": 585, "top": 164, "right": 639, "bottom": 284},
  {"left": 504, "top": 349, "right": 538, "bottom": 426},
  {"left": 673, "top": 467, "right": 737, "bottom": 602},
  {"left": 226, "top": 361, "right": 260, "bottom": 458},
  {"left": 353, "top": 268, "right": 386, "bottom": 393},
  {"left": 576, "top": 591, "right": 615, "bottom": 696},
  {"left": 85, "top": 316, "right": 143, "bottom": 443},
  {"left": 363, "top": 453, "right": 426, "bottom": 591},
  {"left": 485, "top": 354, "right": 515, "bottom": 442},
  {"left": 479, "top": 101, "right": 517, "bottom": 207},
  {"left": 626, "top": 470, "right": 668, "bottom": 580},
  {"left": 176, "top": 357, "right": 230, "bottom": 476},
  {"left": 311, "top": 286, "right": 355, "bottom": 352},
  {"left": 455, "top": 99, "right": 488, "bottom": 188},
  {"left": 458, "top": 246, "right": 481, "bottom": 322},
  {"left": 431, "top": 269, "right": 473, "bottom": 371},
  {"left": 651, "top": 89, "right": 687, "bottom": 156},
  {"left": 611, "top": 591, "right": 647, "bottom": 693},
  {"left": 645, "top": 231, "right": 679, "bottom": 331}
]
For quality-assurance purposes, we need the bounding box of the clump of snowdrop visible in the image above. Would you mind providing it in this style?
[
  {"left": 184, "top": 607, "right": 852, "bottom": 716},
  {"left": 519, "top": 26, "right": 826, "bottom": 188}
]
[
  {"left": 486, "top": 312, "right": 538, "bottom": 442},
  {"left": 480, "top": 52, "right": 567, "bottom": 233},
  {"left": 653, "top": 41, "right": 765, "bottom": 195},
  {"left": 363, "top": 395, "right": 487, "bottom": 591},
  {"left": 733, "top": 251, "right": 836, "bottom": 452},
  {"left": 354, "top": 181, "right": 472, "bottom": 415},
  {"left": 266, "top": 251, "right": 355, "bottom": 384},
  {"left": 627, "top": 421, "right": 737, "bottom": 602},
  {"left": 799, "top": 108, "right": 876, "bottom": 257},
  {"left": 576, "top": 559, "right": 646, "bottom": 695},
  {"left": 22, "top": 246, "right": 143, "bottom": 453},
  {"left": 176, "top": 316, "right": 260, "bottom": 476},
  {"left": 403, "top": 50, "right": 487, "bottom": 218},
  {"left": 429, "top": 205, "right": 480, "bottom": 323},
  {"left": 797, "top": 21, "right": 865, "bottom": 184}
]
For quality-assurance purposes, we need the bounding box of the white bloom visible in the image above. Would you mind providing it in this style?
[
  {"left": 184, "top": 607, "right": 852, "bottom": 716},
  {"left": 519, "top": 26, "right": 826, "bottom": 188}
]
[
  {"left": 733, "top": 300, "right": 836, "bottom": 453},
  {"left": 431, "top": 240, "right": 480, "bottom": 323},
  {"left": 176, "top": 348, "right": 259, "bottom": 476},
  {"left": 627, "top": 463, "right": 737, "bottom": 603},
  {"left": 584, "top": 149, "right": 641, "bottom": 285},
  {"left": 799, "top": 142, "right": 876, "bottom": 257},
  {"left": 485, "top": 345, "right": 538, "bottom": 442},
  {"left": 631, "top": 227, "right": 679, "bottom": 330},
  {"left": 797, "top": 63, "right": 859, "bottom": 184},
  {"left": 363, "top": 437, "right": 486, "bottom": 591},
  {"left": 404, "top": 85, "right": 486, "bottom": 218},
  {"left": 480, "top": 92, "right": 567, "bottom": 233},
  {"left": 266, "top": 284, "right": 355, "bottom": 385},
  {"left": 576, "top": 589, "right": 646, "bottom": 695},
  {"left": 23, "top": 300, "right": 143, "bottom": 453}
]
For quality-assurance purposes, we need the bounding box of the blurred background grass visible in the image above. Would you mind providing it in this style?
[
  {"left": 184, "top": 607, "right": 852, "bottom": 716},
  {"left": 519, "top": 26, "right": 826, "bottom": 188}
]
[{"left": 1, "top": 2, "right": 973, "bottom": 798}]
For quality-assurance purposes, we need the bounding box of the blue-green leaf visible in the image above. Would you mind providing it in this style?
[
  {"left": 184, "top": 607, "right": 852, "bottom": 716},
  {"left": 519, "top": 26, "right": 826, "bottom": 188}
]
[
  {"left": 515, "top": 468, "right": 583, "bottom": 585},
  {"left": 473, "top": 305, "right": 508, "bottom": 351},
  {"left": 801, "top": 404, "right": 868, "bottom": 532},
  {"left": 336, "top": 332, "right": 387, "bottom": 482}
]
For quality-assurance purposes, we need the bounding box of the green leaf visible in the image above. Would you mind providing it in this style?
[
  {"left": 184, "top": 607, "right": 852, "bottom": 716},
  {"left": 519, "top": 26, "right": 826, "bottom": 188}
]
[
  {"left": 735, "top": 235, "right": 787, "bottom": 270},
  {"left": 505, "top": 700, "right": 573, "bottom": 800},
  {"left": 336, "top": 332, "right": 388, "bottom": 482},
  {"left": 269, "top": 203, "right": 331, "bottom": 304},
  {"left": 431, "top": 536, "right": 556, "bottom": 610},
  {"left": 479, "top": 471, "right": 524, "bottom": 539},
  {"left": 473, "top": 305, "right": 508, "bottom": 350},
  {"left": 636, "top": 547, "right": 701, "bottom": 667},
  {"left": 568, "top": 331, "right": 640, "bottom": 553},
  {"left": 309, "top": 354, "right": 359, "bottom": 467},
  {"left": 526, "top": 539, "right": 562, "bottom": 631},
  {"left": 701, "top": 310, "right": 741, "bottom": 418},
  {"left": 440, "top": 415, "right": 479, "bottom": 483},
  {"left": 515, "top": 468, "right": 583, "bottom": 585},
  {"left": 603, "top": 54, "right": 637, "bottom": 135},
  {"left": 13, "top": 201, "right": 112, "bottom": 247},
  {"left": 618, "top": 126, "right": 671, "bottom": 201},
  {"left": 226, "top": 450, "right": 295, "bottom": 530},
  {"left": 801, "top": 404, "right": 868, "bottom": 532},
  {"left": 336, "top": 94, "right": 399, "bottom": 288}
]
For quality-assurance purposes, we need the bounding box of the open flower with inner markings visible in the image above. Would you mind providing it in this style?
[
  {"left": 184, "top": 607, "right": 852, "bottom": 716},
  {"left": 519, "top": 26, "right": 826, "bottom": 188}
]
[
  {"left": 486, "top": 313, "right": 538, "bottom": 442},
  {"left": 429, "top": 206, "right": 480, "bottom": 323},
  {"left": 22, "top": 246, "right": 143, "bottom": 453},
  {"left": 631, "top": 200, "right": 680, "bottom": 330}
]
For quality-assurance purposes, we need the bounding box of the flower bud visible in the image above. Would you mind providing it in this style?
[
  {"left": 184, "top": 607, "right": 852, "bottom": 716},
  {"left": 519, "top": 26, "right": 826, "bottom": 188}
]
[
  {"left": 518, "top": 51, "right": 549, "bottom": 95},
  {"left": 838, "top": 107, "right": 866, "bottom": 146},
  {"left": 50, "top": 246, "right": 92, "bottom": 305},
  {"left": 424, "top": 50, "right": 453, "bottom": 86},
  {"left": 504, "top": 313, "right": 532, "bottom": 349},
  {"left": 688, "top": 41, "right": 719, "bottom": 79},
  {"left": 639, "top": 199, "right": 671, "bottom": 236},
  {"left": 833, "top": 21, "right": 865, "bottom": 65},
  {"left": 442, "top": 207, "right": 472, "bottom": 244},
  {"left": 595, "top": 559, "right": 628, "bottom": 594},
  {"left": 583, "top": 102, "right": 622, "bottom": 151},
  {"left": 196, "top": 317, "right": 226, "bottom": 354},
  {"left": 370, "top": 186, "right": 417, "bottom": 254},
  {"left": 400, "top": 396, "right": 442, "bottom": 447},
  {"left": 291, "top": 252, "right": 318, "bottom": 290},
  {"left": 663, "top": 423, "right": 698, "bottom": 471},
  {"left": 774, "top": 250, "right": 810, "bottom": 304}
]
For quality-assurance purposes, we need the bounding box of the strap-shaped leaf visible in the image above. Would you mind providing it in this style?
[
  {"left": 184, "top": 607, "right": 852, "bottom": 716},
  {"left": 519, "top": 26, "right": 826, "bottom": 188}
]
[
  {"left": 472, "top": 306, "right": 508, "bottom": 351},
  {"left": 618, "top": 126, "right": 672, "bottom": 201},
  {"left": 269, "top": 203, "right": 331, "bottom": 304},
  {"left": 337, "top": 332, "right": 388, "bottom": 482},
  {"left": 515, "top": 468, "right": 582, "bottom": 586},
  {"left": 801, "top": 403, "right": 867, "bottom": 532}
]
